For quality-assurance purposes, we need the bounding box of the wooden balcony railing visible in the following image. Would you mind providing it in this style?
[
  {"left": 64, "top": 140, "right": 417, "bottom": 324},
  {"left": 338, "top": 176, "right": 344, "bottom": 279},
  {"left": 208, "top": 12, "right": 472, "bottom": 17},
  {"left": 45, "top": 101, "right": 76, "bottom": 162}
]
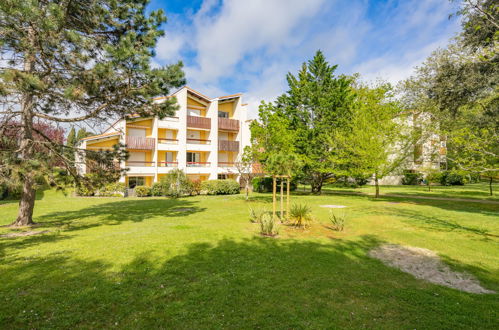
[
  {"left": 218, "top": 117, "right": 239, "bottom": 131},
  {"left": 218, "top": 162, "right": 235, "bottom": 167},
  {"left": 158, "top": 138, "right": 178, "bottom": 144},
  {"left": 126, "top": 161, "right": 155, "bottom": 167},
  {"left": 126, "top": 136, "right": 155, "bottom": 150},
  {"left": 187, "top": 115, "right": 211, "bottom": 129},
  {"left": 218, "top": 140, "right": 239, "bottom": 152},
  {"left": 157, "top": 161, "right": 178, "bottom": 167},
  {"left": 187, "top": 138, "right": 211, "bottom": 144},
  {"left": 186, "top": 162, "right": 211, "bottom": 167}
]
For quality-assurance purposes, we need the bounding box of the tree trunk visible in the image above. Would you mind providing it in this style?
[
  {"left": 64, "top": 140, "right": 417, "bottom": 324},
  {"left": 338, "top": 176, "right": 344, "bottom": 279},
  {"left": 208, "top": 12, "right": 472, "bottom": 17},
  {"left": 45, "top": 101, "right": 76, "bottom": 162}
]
[
  {"left": 245, "top": 178, "right": 249, "bottom": 200},
  {"left": 12, "top": 177, "right": 36, "bottom": 226},
  {"left": 12, "top": 27, "right": 36, "bottom": 227},
  {"left": 286, "top": 177, "right": 290, "bottom": 223},
  {"left": 374, "top": 175, "right": 380, "bottom": 198},
  {"left": 280, "top": 178, "right": 284, "bottom": 221},
  {"left": 489, "top": 177, "right": 493, "bottom": 196},
  {"left": 272, "top": 176, "right": 276, "bottom": 221},
  {"left": 311, "top": 174, "right": 323, "bottom": 194}
]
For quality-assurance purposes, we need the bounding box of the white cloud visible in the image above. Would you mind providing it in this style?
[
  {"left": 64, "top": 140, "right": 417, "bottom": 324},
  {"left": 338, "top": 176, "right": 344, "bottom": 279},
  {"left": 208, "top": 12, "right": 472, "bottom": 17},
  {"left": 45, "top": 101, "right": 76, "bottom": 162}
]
[{"left": 153, "top": 0, "right": 460, "bottom": 116}]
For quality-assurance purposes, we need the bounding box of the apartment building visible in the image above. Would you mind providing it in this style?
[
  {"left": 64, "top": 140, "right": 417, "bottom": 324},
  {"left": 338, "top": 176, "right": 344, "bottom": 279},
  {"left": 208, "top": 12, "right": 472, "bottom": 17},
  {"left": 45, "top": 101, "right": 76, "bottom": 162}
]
[{"left": 76, "top": 86, "right": 251, "bottom": 188}]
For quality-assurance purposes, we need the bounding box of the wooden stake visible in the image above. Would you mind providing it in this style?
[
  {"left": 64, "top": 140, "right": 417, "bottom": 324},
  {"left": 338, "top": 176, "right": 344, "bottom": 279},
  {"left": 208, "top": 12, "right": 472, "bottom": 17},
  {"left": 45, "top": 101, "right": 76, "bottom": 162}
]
[
  {"left": 272, "top": 175, "right": 276, "bottom": 220},
  {"left": 280, "top": 177, "right": 284, "bottom": 221},
  {"left": 286, "top": 177, "right": 290, "bottom": 222}
]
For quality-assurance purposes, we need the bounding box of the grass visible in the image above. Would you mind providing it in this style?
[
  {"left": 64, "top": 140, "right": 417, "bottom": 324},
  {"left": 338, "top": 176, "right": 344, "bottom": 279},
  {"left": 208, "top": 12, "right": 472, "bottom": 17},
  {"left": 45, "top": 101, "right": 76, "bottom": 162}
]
[
  {"left": 0, "top": 187, "right": 498, "bottom": 328},
  {"left": 310, "top": 181, "right": 499, "bottom": 201}
]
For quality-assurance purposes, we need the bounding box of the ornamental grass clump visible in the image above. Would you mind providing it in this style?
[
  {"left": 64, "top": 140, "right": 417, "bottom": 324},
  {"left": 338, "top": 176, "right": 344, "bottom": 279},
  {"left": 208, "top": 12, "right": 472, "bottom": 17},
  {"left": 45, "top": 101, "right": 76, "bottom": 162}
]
[
  {"left": 329, "top": 210, "right": 346, "bottom": 231},
  {"left": 260, "top": 213, "right": 279, "bottom": 237},
  {"left": 249, "top": 207, "right": 269, "bottom": 223},
  {"left": 290, "top": 203, "right": 313, "bottom": 228}
]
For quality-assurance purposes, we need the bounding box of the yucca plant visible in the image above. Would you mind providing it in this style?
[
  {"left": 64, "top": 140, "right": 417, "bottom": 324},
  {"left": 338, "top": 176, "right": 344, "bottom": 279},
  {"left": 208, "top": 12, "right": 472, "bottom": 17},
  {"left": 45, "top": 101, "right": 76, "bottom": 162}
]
[
  {"left": 249, "top": 207, "right": 268, "bottom": 223},
  {"left": 329, "top": 210, "right": 346, "bottom": 231},
  {"left": 260, "top": 213, "right": 279, "bottom": 236},
  {"left": 289, "top": 203, "right": 313, "bottom": 228}
]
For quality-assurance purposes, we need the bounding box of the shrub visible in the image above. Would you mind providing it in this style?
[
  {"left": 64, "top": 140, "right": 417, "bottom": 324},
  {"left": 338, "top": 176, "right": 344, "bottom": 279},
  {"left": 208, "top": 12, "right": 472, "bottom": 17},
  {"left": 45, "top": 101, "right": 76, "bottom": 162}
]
[
  {"left": 160, "top": 169, "right": 193, "bottom": 197},
  {"left": 260, "top": 213, "right": 279, "bottom": 237},
  {"left": 151, "top": 182, "right": 164, "bottom": 196},
  {"left": 76, "top": 184, "right": 96, "bottom": 196},
  {"left": 99, "top": 182, "right": 126, "bottom": 197},
  {"left": 329, "top": 210, "right": 346, "bottom": 231},
  {"left": 252, "top": 177, "right": 297, "bottom": 193},
  {"left": 440, "top": 171, "right": 465, "bottom": 186},
  {"left": 249, "top": 207, "right": 270, "bottom": 223},
  {"left": 401, "top": 171, "right": 423, "bottom": 185},
  {"left": 201, "top": 179, "right": 240, "bottom": 195},
  {"left": 190, "top": 179, "right": 202, "bottom": 195},
  {"left": 290, "top": 203, "right": 313, "bottom": 228},
  {"left": 134, "top": 185, "right": 151, "bottom": 197}
]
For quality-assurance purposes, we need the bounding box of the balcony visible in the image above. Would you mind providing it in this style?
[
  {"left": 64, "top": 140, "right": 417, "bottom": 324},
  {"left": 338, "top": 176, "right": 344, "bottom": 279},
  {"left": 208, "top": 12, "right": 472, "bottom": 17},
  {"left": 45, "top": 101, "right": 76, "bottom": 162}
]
[
  {"left": 218, "top": 140, "right": 239, "bottom": 152},
  {"left": 126, "top": 136, "right": 155, "bottom": 150},
  {"left": 218, "top": 162, "right": 235, "bottom": 167},
  {"left": 218, "top": 117, "right": 239, "bottom": 131},
  {"left": 157, "top": 161, "right": 178, "bottom": 167},
  {"left": 187, "top": 116, "right": 211, "bottom": 129},
  {"left": 187, "top": 138, "right": 211, "bottom": 145},
  {"left": 186, "top": 162, "right": 211, "bottom": 167},
  {"left": 158, "top": 138, "right": 178, "bottom": 144},
  {"left": 126, "top": 161, "right": 155, "bottom": 167}
]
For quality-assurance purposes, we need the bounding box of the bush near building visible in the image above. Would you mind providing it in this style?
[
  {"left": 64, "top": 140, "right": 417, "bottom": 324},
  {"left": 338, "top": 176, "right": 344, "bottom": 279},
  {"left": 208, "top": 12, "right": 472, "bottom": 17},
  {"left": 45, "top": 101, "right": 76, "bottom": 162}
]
[
  {"left": 201, "top": 179, "right": 240, "bottom": 195},
  {"left": 134, "top": 186, "right": 151, "bottom": 197},
  {"left": 252, "top": 177, "right": 297, "bottom": 193}
]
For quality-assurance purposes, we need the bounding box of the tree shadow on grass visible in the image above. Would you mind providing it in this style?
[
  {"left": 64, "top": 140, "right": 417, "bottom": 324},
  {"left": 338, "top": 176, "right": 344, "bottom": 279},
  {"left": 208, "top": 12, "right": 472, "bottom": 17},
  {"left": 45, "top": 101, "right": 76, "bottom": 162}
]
[
  {"left": 0, "top": 235, "right": 497, "bottom": 329},
  {"left": 35, "top": 198, "right": 207, "bottom": 230},
  {"left": 0, "top": 198, "right": 207, "bottom": 258}
]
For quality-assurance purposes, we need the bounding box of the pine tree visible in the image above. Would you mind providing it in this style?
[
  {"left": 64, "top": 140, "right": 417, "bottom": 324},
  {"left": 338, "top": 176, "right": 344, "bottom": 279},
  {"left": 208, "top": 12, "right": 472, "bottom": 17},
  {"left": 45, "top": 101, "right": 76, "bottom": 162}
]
[
  {"left": 0, "top": 0, "right": 185, "bottom": 226},
  {"left": 66, "top": 127, "right": 76, "bottom": 148}
]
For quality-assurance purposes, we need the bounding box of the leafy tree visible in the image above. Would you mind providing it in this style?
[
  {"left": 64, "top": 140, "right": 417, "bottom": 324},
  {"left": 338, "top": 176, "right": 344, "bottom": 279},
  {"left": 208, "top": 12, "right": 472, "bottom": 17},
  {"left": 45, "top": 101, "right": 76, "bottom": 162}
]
[
  {"left": 273, "top": 51, "right": 355, "bottom": 193},
  {"left": 341, "top": 83, "right": 412, "bottom": 198},
  {"left": 76, "top": 128, "right": 94, "bottom": 142},
  {"left": 0, "top": 0, "right": 185, "bottom": 226},
  {"left": 234, "top": 146, "right": 258, "bottom": 201},
  {"left": 400, "top": 0, "right": 498, "bottom": 194},
  {"left": 65, "top": 126, "right": 76, "bottom": 161}
]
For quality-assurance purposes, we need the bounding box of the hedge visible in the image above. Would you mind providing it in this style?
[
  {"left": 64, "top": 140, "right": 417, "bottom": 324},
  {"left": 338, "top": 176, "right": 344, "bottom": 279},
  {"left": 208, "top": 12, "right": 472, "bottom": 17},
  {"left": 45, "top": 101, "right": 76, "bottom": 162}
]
[
  {"left": 134, "top": 185, "right": 151, "bottom": 197},
  {"left": 201, "top": 179, "right": 240, "bottom": 195}
]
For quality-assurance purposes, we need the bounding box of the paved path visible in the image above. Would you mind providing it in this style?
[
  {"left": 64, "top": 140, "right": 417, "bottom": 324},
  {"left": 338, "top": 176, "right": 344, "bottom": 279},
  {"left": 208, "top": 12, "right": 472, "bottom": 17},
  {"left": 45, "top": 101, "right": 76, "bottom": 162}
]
[{"left": 322, "top": 190, "right": 499, "bottom": 205}]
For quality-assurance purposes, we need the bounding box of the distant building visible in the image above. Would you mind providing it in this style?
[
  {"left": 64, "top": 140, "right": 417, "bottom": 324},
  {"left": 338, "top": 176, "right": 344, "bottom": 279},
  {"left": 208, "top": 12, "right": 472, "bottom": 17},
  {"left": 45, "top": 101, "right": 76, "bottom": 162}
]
[{"left": 76, "top": 86, "right": 252, "bottom": 188}]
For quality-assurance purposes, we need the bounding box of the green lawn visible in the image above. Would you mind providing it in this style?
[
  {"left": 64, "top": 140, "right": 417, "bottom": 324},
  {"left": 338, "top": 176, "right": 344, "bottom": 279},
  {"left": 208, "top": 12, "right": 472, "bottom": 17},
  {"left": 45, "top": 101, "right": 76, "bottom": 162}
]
[
  {"left": 0, "top": 188, "right": 498, "bottom": 328},
  {"left": 317, "top": 181, "right": 499, "bottom": 201}
]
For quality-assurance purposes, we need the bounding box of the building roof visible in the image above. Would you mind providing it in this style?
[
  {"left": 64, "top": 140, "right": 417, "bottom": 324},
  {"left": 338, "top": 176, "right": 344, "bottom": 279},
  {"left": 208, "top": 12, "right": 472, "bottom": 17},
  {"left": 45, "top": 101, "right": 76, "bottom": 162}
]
[{"left": 81, "top": 131, "right": 121, "bottom": 142}]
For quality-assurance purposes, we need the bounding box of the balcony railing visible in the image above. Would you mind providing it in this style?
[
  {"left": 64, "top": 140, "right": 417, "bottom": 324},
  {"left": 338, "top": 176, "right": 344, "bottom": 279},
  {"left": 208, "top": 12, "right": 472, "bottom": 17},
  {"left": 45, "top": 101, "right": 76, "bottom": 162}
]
[
  {"left": 218, "top": 162, "right": 235, "bottom": 167},
  {"left": 126, "top": 161, "right": 155, "bottom": 167},
  {"left": 218, "top": 117, "right": 239, "bottom": 131},
  {"left": 218, "top": 140, "right": 239, "bottom": 152},
  {"left": 126, "top": 136, "right": 155, "bottom": 150},
  {"left": 157, "top": 161, "right": 178, "bottom": 167},
  {"left": 158, "top": 138, "right": 178, "bottom": 144},
  {"left": 187, "top": 138, "right": 211, "bottom": 144},
  {"left": 187, "top": 115, "right": 211, "bottom": 129},
  {"left": 186, "top": 162, "right": 211, "bottom": 167}
]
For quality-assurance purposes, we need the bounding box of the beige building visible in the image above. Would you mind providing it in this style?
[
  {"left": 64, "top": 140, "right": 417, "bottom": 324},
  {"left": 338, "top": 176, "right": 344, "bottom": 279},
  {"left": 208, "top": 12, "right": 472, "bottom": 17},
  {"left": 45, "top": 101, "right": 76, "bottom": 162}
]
[{"left": 76, "top": 86, "right": 252, "bottom": 188}]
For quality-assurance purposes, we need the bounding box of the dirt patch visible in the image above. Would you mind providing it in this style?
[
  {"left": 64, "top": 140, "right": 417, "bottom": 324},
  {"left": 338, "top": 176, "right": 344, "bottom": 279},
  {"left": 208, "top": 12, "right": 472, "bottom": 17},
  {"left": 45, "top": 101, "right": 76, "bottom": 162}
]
[
  {"left": 1, "top": 230, "right": 50, "bottom": 238},
  {"left": 369, "top": 244, "right": 495, "bottom": 294},
  {"left": 320, "top": 205, "right": 347, "bottom": 208}
]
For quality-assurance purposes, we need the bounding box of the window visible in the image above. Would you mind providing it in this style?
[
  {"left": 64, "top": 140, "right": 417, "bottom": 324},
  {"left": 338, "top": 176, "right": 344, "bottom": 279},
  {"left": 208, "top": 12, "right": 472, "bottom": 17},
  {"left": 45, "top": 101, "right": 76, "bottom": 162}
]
[
  {"left": 187, "top": 152, "right": 200, "bottom": 164},
  {"left": 188, "top": 109, "right": 201, "bottom": 116},
  {"left": 218, "top": 111, "right": 229, "bottom": 118},
  {"left": 128, "top": 176, "right": 145, "bottom": 188},
  {"left": 218, "top": 174, "right": 227, "bottom": 180}
]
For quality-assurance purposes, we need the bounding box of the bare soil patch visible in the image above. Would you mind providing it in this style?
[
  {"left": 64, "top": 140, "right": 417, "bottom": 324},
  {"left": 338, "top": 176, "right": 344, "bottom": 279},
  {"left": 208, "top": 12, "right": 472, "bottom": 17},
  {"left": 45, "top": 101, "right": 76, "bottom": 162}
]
[
  {"left": 1, "top": 230, "right": 50, "bottom": 238},
  {"left": 320, "top": 205, "right": 347, "bottom": 208},
  {"left": 369, "top": 244, "right": 495, "bottom": 294}
]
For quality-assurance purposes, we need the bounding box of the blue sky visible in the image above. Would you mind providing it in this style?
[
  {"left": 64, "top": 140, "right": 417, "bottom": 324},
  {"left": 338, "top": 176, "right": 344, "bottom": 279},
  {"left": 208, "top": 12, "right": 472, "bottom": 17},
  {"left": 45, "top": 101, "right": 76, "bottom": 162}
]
[{"left": 149, "top": 0, "right": 461, "bottom": 118}]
